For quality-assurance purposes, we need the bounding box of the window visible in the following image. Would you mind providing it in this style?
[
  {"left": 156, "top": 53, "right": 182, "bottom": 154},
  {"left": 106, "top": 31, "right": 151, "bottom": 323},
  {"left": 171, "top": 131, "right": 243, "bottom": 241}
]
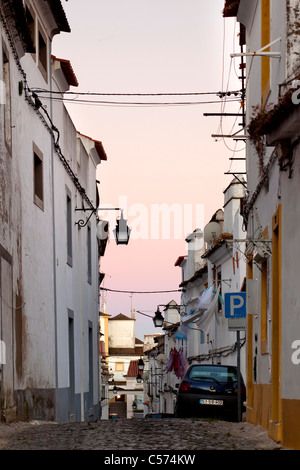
[
  {"left": 38, "top": 24, "right": 47, "bottom": 80},
  {"left": 25, "top": 5, "right": 35, "bottom": 53},
  {"left": 115, "top": 362, "right": 124, "bottom": 372},
  {"left": 200, "top": 330, "right": 205, "bottom": 344},
  {"left": 66, "top": 188, "right": 72, "bottom": 266},
  {"left": 189, "top": 365, "right": 239, "bottom": 383},
  {"left": 33, "top": 144, "right": 43, "bottom": 210},
  {"left": 87, "top": 224, "right": 92, "bottom": 284}
]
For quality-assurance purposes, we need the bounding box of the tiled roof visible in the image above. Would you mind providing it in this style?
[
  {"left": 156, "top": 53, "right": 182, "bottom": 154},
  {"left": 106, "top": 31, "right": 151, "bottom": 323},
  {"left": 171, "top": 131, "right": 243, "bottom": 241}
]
[
  {"left": 126, "top": 360, "right": 141, "bottom": 378},
  {"left": 135, "top": 338, "right": 143, "bottom": 344},
  {"left": 174, "top": 256, "right": 186, "bottom": 267},
  {"left": 45, "top": 0, "right": 70, "bottom": 32},
  {"left": 77, "top": 132, "right": 107, "bottom": 161},
  {"left": 52, "top": 55, "right": 78, "bottom": 87},
  {"left": 109, "top": 313, "right": 132, "bottom": 321},
  {"left": 223, "top": 0, "right": 240, "bottom": 17},
  {"left": 109, "top": 346, "right": 143, "bottom": 356}
]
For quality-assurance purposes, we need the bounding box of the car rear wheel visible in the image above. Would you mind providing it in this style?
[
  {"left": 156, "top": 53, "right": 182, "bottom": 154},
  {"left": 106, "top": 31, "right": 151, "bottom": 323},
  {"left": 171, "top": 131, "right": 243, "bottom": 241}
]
[{"left": 175, "top": 406, "right": 186, "bottom": 418}]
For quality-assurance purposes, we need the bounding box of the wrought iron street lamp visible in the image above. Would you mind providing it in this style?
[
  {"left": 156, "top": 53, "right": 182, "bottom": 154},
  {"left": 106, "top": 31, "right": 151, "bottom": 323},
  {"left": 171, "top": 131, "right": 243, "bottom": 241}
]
[
  {"left": 152, "top": 303, "right": 185, "bottom": 327},
  {"left": 153, "top": 307, "right": 164, "bottom": 328},
  {"left": 97, "top": 207, "right": 131, "bottom": 245},
  {"left": 138, "top": 358, "right": 144, "bottom": 372},
  {"left": 136, "top": 373, "right": 143, "bottom": 383},
  {"left": 112, "top": 210, "right": 131, "bottom": 245}
]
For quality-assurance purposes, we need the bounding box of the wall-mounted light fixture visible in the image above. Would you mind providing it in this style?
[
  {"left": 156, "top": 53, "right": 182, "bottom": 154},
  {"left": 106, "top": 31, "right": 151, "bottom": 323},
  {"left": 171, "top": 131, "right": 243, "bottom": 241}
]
[
  {"left": 138, "top": 358, "right": 144, "bottom": 372},
  {"left": 112, "top": 210, "right": 131, "bottom": 245},
  {"left": 136, "top": 373, "right": 143, "bottom": 384},
  {"left": 76, "top": 202, "right": 131, "bottom": 245},
  {"left": 153, "top": 307, "right": 164, "bottom": 328},
  {"left": 75, "top": 205, "right": 97, "bottom": 228}
]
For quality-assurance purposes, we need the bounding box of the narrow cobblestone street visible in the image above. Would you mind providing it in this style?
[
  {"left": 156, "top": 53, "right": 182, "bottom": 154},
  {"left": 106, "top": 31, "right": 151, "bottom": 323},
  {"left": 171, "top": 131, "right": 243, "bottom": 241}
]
[{"left": 0, "top": 417, "right": 286, "bottom": 451}]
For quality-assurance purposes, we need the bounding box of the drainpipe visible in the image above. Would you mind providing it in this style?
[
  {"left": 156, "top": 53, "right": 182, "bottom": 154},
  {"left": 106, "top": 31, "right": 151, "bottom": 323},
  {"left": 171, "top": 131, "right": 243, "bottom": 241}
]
[
  {"left": 78, "top": 228, "right": 84, "bottom": 421},
  {"left": 49, "top": 51, "right": 59, "bottom": 421}
]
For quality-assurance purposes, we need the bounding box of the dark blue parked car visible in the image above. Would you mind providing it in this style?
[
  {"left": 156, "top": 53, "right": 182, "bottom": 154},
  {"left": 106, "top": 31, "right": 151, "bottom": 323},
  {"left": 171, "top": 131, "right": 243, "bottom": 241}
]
[{"left": 175, "top": 364, "right": 246, "bottom": 421}]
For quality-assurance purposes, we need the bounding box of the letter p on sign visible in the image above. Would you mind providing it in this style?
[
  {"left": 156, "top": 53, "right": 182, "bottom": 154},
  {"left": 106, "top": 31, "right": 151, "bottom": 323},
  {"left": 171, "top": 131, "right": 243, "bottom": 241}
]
[{"left": 225, "top": 293, "right": 246, "bottom": 318}]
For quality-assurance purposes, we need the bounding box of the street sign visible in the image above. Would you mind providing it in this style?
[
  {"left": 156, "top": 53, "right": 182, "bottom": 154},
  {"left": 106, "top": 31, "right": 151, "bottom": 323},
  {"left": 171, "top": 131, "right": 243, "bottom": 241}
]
[
  {"left": 228, "top": 317, "right": 246, "bottom": 331},
  {"left": 224, "top": 293, "right": 247, "bottom": 422},
  {"left": 224, "top": 292, "right": 246, "bottom": 318}
]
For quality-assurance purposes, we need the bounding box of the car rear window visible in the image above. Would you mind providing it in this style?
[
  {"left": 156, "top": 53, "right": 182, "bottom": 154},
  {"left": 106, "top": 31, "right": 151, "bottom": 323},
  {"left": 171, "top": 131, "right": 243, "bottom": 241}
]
[{"left": 188, "top": 365, "right": 238, "bottom": 383}]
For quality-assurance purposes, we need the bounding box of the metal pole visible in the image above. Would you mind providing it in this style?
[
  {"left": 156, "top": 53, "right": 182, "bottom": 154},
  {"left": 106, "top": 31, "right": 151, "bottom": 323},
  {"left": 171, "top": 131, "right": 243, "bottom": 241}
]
[{"left": 237, "top": 330, "right": 241, "bottom": 422}]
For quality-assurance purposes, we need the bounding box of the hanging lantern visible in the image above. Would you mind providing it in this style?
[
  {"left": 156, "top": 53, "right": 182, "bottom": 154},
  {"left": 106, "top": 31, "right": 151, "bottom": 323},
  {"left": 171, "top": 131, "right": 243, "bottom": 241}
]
[
  {"left": 153, "top": 307, "right": 164, "bottom": 328},
  {"left": 138, "top": 358, "right": 144, "bottom": 372},
  {"left": 136, "top": 373, "right": 143, "bottom": 383},
  {"left": 113, "top": 210, "right": 131, "bottom": 245}
]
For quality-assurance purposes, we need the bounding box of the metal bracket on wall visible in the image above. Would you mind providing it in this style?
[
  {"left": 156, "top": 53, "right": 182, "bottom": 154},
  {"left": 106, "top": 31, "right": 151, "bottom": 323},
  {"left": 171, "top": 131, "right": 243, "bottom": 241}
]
[{"left": 75, "top": 205, "right": 96, "bottom": 228}]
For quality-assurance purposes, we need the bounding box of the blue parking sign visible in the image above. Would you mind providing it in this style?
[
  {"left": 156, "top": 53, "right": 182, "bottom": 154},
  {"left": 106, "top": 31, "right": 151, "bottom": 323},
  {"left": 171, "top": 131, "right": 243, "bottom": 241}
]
[{"left": 225, "top": 293, "right": 246, "bottom": 318}]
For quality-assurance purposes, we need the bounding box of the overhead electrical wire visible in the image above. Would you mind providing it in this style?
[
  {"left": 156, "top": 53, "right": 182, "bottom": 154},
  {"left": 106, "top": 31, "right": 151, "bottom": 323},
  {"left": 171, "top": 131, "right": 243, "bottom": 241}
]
[
  {"left": 214, "top": 17, "right": 246, "bottom": 154},
  {"left": 33, "top": 94, "right": 241, "bottom": 108},
  {"left": 100, "top": 287, "right": 182, "bottom": 294},
  {"left": 30, "top": 87, "right": 243, "bottom": 108},
  {"left": 33, "top": 88, "right": 242, "bottom": 97}
]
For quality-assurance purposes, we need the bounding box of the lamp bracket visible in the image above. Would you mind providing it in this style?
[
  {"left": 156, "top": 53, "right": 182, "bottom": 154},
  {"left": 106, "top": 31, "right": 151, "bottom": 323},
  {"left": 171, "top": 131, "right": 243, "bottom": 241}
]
[
  {"left": 75, "top": 206, "right": 122, "bottom": 228},
  {"left": 75, "top": 205, "right": 96, "bottom": 228}
]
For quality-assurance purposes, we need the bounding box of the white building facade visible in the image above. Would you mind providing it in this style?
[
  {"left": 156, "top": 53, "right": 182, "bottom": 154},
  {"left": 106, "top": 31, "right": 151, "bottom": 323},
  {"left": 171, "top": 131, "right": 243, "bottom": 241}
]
[
  {"left": 175, "top": 179, "right": 247, "bottom": 378},
  {"left": 225, "top": 0, "right": 300, "bottom": 449},
  {"left": 0, "top": 0, "right": 106, "bottom": 423}
]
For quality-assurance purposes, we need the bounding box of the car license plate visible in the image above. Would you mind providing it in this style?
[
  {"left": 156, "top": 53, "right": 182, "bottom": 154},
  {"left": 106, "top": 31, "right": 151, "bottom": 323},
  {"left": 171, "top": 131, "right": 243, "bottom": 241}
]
[{"left": 199, "top": 399, "right": 223, "bottom": 406}]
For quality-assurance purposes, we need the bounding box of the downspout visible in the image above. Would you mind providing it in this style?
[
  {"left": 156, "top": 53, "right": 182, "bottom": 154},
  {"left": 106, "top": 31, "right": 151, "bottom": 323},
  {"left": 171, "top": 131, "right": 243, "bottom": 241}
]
[
  {"left": 49, "top": 51, "right": 59, "bottom": 420},
  {"left": 78, "top": 227, "right": 84, "bottom": 421}
]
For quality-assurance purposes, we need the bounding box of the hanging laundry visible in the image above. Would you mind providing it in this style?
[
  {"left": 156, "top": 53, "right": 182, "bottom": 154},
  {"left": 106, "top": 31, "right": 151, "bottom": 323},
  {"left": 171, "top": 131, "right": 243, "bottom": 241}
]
[
  {"left": 175, "top": 325, "right": 188, "bottom": 340},
  {"left": 173, "top": 347, "right": 179, "bottom": 372},
  {"left": 164, "top": 348, "right": 177, "bottom": 374},
  {"left": 175, "top": 348, "right": 188, "bottom": 379},
  {"left": 196, "top": 286, "right": 214, "bottom": 310},
  {"left": 165, "top": 348, "right": 187, "bottom": 378}
]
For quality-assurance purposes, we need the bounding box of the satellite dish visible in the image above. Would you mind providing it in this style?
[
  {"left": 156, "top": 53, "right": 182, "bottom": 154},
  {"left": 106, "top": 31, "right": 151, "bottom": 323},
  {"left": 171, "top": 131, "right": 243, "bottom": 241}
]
[{"left": 204, "top": 222, "right": 222, "bottom": 245}]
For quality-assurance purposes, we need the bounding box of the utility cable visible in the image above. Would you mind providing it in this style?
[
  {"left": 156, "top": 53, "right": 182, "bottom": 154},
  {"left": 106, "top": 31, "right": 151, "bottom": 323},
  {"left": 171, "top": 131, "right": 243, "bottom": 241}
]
[
  {"left": 32, "top": 88, "right": 243, "bottom": 97},
  {"left": 100, "top": 287, "right": 182, "bottom": 294},
  {"left": 35, "top": 94, "right": 241, "bottom": 108}
]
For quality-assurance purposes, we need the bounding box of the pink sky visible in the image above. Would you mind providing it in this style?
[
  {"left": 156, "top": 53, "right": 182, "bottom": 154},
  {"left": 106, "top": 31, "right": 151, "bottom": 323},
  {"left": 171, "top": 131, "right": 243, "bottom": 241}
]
[{"left": 52, "top": 0, "right": 244, "bottom": 340}]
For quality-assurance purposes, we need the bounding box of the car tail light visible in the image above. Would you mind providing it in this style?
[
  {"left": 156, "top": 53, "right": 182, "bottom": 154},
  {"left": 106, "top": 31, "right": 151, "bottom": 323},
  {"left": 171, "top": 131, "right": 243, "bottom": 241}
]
[
  {"left": 179, "top": 381, "right": 191, "bottom": 392},
  {"left": 234, "top": 383, "right": 246, "bottom": 394}
]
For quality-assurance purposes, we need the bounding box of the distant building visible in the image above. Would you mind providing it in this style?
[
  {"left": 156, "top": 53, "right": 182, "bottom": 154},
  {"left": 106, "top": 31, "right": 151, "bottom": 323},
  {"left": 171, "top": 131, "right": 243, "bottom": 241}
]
[
  {"left": 175, "top": 179, "right": 246, "bottom": 376},
  {"left": 143, "top": 303, "right": 186, "bottom": 415},
  {"left": 107, "top": 313, "right": 145, "bottom": 418},
  {"left": 99, "top": 308, "right": 111, "bottom": 420}
]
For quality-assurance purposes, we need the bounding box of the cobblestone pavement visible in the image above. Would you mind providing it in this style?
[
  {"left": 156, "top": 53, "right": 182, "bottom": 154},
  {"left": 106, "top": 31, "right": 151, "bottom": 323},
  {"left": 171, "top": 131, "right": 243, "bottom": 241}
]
[{"left": 0, "top": 417, "right": 287, "bottom": 451}]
